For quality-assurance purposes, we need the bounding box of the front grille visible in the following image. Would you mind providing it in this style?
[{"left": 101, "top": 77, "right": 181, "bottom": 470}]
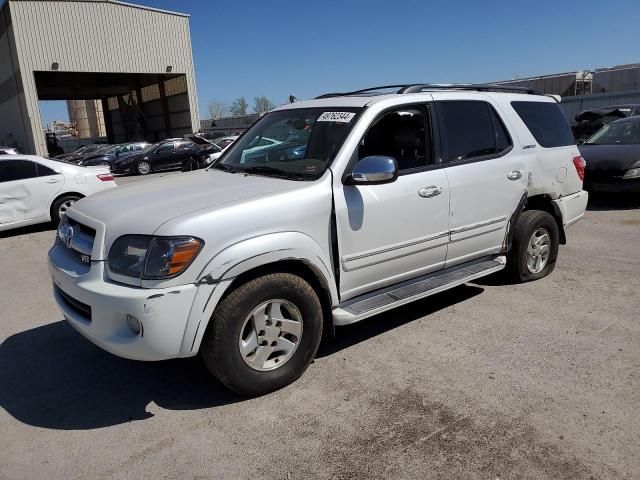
[{"left": 55, "top": 286, "right": 92, "bottom": 322}]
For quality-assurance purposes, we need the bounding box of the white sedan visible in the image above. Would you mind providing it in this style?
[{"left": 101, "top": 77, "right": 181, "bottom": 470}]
[{"left": 0, "top": 155, "right": 116, "bottom": 232}]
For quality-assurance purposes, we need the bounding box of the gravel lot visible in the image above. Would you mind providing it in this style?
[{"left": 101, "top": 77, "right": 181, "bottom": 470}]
[{"left": 1, "top": 172, "right": 639, "bottom": 479}]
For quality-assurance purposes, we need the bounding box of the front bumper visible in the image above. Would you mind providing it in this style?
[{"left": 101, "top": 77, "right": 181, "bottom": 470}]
[{"left": 49, "top": 249, "right": 202, "bottom": 361}]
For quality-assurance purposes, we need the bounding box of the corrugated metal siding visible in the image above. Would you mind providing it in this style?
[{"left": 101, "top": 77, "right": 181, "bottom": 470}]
[
  {"left": 559, "top": 90, "right": 640, "bottom": 123},
  {"left": 7, "top": 0, "right": 199, "bottom": 155}
]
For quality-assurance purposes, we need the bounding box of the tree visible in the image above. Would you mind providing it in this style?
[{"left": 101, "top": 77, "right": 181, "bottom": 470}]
[
  {"left": 207, "top": 100, "right": 229, "bottom": 119},
  {"left": 253, "top": 96, "right": 275, "bottom": 115},
  {"left": 230, "top": 97, "right": 249, "bottom": 117}
]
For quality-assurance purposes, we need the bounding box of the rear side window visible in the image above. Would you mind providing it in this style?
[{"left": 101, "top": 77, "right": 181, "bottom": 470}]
[
  {"left": 511, "top": 101, "right": 575, "bottom": 147},
  {"left": 0, "top": 160, "right": 37, "bottom": 182},
  {"left": 36, "top": 163, "right": 57, "bottom": 176},
  {"left": 437, "top": 101, "right": 512, "bottom": 162}
]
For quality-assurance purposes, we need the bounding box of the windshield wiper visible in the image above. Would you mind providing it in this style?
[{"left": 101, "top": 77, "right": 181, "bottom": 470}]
[
  {"left": 211, "top": 163, "right": 238, "bottom": 173},
  {"left": 241, "top": 165, "right": 309, "bottom": 180}
]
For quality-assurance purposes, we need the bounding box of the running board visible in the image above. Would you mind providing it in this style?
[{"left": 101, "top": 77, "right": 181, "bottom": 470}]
[{"left": 332, "top": 256, "right": 506, "bottom": 326}]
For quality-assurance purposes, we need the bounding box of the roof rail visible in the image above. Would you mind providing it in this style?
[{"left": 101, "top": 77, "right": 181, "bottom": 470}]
[
  {"left": 315, "top": 83, "right": 542, "bottom": 99},
  {"left": 315, "top": 85, "right": 410, "bottom": 99}
]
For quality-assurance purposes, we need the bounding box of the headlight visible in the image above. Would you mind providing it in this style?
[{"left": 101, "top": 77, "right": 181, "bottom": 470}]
[
  {"left": 108, "top": 235, "right": 204, "bottom": 279},
  {"left": 623, "top": 161, "right": 640, "bottom": 179}
]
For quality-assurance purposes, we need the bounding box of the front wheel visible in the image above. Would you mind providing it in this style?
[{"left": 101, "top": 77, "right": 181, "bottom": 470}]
[
  {"left": 506, "top": 210, "right": 559, "bottom": 282},
  {"left": 201, "top": 273, "right": 323, "bottom": 396},
  {"left": 182, "top": 156, "right": 198, "bottom": 172}
]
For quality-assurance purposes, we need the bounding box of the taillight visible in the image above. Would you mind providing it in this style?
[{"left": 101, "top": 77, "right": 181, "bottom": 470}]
[
  {"left": 572, "top": 156, "right": 586, "bottom": 181},
  {"left": 97, "top": 173, "right": 114, "bottom": 182}
]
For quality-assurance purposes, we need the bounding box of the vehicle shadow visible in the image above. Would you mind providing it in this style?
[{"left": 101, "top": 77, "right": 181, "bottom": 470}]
[
  {"left": 0, "top": 285, "right": 484, "bottom": 431},
  {"left": 318, "top": 284, "right": 484, "bottom": 358},
  {"left": 0, "top": 222, "right": 54, "bottom": 239},
  {"left": 0, "top": 321, "right": 242, "bottom": 430},
  {"left": 587, "top": 192, "right": 640, "bottom": 211}
]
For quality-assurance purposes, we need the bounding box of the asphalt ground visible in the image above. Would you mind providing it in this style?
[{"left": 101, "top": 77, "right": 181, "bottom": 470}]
[{"left": 1, "top": 171, "right": 639, "bottom": 479}]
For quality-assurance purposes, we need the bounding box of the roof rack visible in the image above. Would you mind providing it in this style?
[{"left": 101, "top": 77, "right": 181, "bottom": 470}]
[{"left": 315, "top": 83, "right": 542, "bottom": 99}]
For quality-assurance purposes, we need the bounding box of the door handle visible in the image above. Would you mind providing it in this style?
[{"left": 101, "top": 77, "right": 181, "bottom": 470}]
[
  {"left": 507, "top": 170, "right": 523, "bottom": 180},
  {"left": 46, "top": 178, "right": 61, "bottom": 184},
  {"left": 418, "top": 185, "right": 443, "bottom": 198}
]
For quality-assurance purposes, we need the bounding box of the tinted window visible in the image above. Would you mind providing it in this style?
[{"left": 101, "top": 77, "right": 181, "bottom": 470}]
[
  {"left": 176, "top": 140, "right": 192, "bottom": 148},
  {"left": 359, "top": 107, "right": 431, "bottom": 171},
  {"left": 157, "top": 143, "right": 174, "bottom": 152},
  {"left": 438, "top": 101, "right": 511, "bottom": 162},
  {"left": 0, "top": 160, "right": 37, "bottom": 182},
  {"left": 511, "top": 101, "right": 575, "bottom": 147},
  {"left": 36, "top": 163, "right": 58, "bottom": 176}
]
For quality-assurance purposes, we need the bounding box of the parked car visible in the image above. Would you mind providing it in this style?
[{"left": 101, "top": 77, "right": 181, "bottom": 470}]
[
  {"left": 580, "top": 115, "right": 640, "bottom": 192},
  {"left": 572, "top": 104, "right": 640, "bottom": 143},
  {"left": 0, "top": 155, "right": 116, "bottom": 231},
  {"left": 0, "top": 146, "right": 19, "bottom": 155},
  {"left": 49, "top": 84, "right": 588, "bottom": 395},
  {"left": 110, "top": 139, "right": 205, "bottom": 175},
  {"left": 55, "top": 144, "right": 110, "bottom": 163},
  {"left": 184, "top": 134, "right": 225, "bottom": 168},
  {"left": 78, "top": 142, "right": 149, "bottom": 169}
]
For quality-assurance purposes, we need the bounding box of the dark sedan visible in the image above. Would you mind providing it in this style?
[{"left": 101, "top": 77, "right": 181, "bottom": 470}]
[
  {"left": 77, "top": 142, "right": 149, "bottom": 169},
  {"left": 55, "top": 143, "right": 110, "bottom": 163},
  {"left": 110, "top": 139, "right": 205, "bottom": 175},
  {"left": 580, "top": 116, "right": 640, "bottom": 192}
]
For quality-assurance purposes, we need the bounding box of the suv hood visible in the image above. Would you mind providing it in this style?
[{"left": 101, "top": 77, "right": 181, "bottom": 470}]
[{"left": 71, "top": 170, "right": 303, "bottom": 250}]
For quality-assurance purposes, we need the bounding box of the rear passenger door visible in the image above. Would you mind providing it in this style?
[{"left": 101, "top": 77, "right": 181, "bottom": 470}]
[
  {"left": 0, "top": 159, "right": 63, "bottom": 224},
  {"left": 435, "top": 97, "right": 527, "bottom": 267}
]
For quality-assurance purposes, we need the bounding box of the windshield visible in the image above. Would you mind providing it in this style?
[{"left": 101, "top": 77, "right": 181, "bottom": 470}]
[
  {"left": 587, "top": 121, "right": 640, "bottom": 145},
  {"left": 215, "top": 108, "right": 361, "bottom": 180}
]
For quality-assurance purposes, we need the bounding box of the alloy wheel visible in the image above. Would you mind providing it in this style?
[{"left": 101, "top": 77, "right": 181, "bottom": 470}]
[
  {"left": 238, "top": 299, "right": 303, "bottom": 372},
  {"left": 526, "top": 227, "right": 551, "bottom": 274}
]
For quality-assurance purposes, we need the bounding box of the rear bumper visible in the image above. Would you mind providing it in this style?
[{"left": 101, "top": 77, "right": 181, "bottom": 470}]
[{"left": 553, "top": 190, "right": 589, "bottom": 228}]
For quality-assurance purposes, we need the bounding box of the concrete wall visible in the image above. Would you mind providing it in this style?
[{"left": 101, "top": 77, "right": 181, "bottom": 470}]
[
  {"left": 2, "top": 0, "right": 199, "bottom": 155},
  {"left": 0, "top": 3, "right": 32, "bottom": 153}
]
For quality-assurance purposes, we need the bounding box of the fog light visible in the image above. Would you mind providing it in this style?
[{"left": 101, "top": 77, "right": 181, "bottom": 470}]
[{"left": 126, "top": 314, "right": 141, "bottom": 335}]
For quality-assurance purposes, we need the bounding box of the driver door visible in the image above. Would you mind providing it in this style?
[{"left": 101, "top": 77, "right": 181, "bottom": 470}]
[{"left": 333, "top": 104, "right": 450, "bottom": 301}]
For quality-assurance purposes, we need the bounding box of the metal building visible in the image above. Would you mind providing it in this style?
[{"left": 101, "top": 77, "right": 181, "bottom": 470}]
[{"left": 0, "top": 0, "right": 199, "bottom": 155}]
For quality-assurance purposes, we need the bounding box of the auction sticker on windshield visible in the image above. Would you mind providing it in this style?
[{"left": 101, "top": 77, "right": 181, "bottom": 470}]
[{"left": 317, "top": 112, "right": 356, "bottom": 123}]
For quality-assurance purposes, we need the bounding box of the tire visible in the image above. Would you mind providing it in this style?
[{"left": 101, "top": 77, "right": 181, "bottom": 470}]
[
  {"left": 201, "top": 273, "right": 323, "bottom": 396},
  {"left": 506, "top": 210, "right": 559, "bottom": 282},
  {"left": 51, "top": 194, "right": 82, "bottom": 225},
  {"left": 182, "top": 157, "right": 198, "bottom": 172},
  {"left": 136, "top": 160, "right": 152, "bottom": 175},
  {"left": 98, "top": 161, "right": 110, "bottom": 168}
]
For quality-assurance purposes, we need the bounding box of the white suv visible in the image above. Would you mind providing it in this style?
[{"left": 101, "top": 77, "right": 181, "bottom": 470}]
[{"left": 49, "top": 84, "right": 588, "bottom": 395}]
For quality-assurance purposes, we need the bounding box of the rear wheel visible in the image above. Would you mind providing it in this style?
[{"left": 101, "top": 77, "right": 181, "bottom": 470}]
[
  {"left": 506, "top": 210, "right": 559, "bottom": 282},
  {"left": 201, "top": 273, "right": 323, "bottom": 396},
  {"left": 136, "top": 160, "right": 152, "bottom": 175},
  {"left": 51, "top": 194, "right": 82, "bottom": 225}
]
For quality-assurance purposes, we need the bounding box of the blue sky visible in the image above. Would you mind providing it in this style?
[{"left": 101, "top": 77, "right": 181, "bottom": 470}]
[{"left": 40, "top": 0, "right": 640, "bottom": 126}]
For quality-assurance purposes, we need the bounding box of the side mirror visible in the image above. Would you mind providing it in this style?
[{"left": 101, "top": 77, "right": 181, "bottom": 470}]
[{"left": 346, "top": 156, "right": 398, "bottom": 185}]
